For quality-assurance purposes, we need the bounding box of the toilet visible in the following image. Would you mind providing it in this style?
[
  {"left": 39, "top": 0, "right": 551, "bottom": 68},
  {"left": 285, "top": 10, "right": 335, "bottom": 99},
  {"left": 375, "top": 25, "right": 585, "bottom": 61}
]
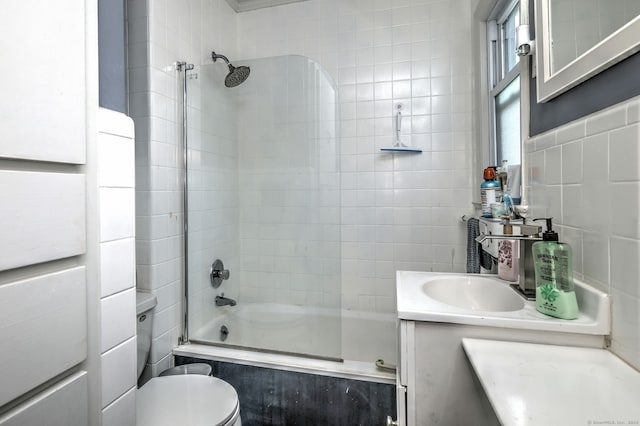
[{"left": 136, "top": 292, "right": 242, "bottom": 426}]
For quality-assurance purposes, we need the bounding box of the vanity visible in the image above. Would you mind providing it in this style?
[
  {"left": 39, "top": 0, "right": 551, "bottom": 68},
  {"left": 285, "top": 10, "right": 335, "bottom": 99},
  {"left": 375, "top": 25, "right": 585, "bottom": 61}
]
[
  {"left": 462, "top": 338, "right": 640, "bottom": 425},
  {"left": 395, "top": 271, "right": 610, "bottom": 426}
]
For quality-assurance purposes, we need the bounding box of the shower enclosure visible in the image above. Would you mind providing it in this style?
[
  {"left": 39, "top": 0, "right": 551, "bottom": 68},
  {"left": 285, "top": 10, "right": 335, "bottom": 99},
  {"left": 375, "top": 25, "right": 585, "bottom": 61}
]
[{"left": 183, "top": 55, "right": 342, "bottom": 360}]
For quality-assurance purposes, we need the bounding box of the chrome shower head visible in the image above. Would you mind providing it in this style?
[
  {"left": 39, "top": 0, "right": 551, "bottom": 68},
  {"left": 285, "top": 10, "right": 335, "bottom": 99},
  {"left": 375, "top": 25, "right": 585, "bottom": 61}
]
[
  {"left": 224, "top": 64, "right": 250, "bottom": 88},
  {"left": 211, "top": 51, "right": 251, "bottom": 88}
]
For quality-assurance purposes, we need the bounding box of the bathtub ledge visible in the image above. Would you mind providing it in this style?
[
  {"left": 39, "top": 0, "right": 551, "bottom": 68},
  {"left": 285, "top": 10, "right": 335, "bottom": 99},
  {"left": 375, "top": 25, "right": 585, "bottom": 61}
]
[{"left": 173, "top": 343, "right": 395, "bottom": 385}]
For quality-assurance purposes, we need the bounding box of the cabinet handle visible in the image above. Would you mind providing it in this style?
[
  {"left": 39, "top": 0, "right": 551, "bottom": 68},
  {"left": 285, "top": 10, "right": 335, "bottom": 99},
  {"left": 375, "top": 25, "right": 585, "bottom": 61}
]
[{"left": 386, "top": 416, "right": 399, "bottom": 426}]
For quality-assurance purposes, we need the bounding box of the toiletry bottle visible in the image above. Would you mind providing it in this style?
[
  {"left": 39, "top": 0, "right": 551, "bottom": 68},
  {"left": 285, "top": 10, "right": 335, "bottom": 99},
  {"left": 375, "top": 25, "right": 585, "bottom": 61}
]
[
  {"left": 498, "top": 217, "right": 518, "bottom": 282},
  {"left": 532, "top": 218, "right": 578, "bottom": 319},
  {"left": 480, "top": 167, "right": 502, "bottom": 218},
  {"left": 496, "top": 160, "right": 508, "bottom": 192},
  {"left": 506, "top": 164, "right": 521, "bottom": 205}
]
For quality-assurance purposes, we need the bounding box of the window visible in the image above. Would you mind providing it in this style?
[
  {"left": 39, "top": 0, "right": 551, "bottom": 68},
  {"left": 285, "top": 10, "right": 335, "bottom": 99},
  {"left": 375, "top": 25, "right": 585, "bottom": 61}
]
[{"left": 489, "top": 0, "right": 521, "bottom": 168}]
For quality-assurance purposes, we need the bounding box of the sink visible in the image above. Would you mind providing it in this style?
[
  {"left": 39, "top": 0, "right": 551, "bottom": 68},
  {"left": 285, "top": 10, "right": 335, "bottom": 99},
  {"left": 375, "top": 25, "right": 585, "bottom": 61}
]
[
  {"left": 422, "top": 276, "right": 525, "bottom": 312},
  {"left": 397, "top": 271, "right": 611, "bottom": 336}
]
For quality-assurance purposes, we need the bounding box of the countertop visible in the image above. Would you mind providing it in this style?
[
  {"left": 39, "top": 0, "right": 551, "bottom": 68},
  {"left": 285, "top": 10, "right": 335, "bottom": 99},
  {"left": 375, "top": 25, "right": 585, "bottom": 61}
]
[
  {"left": 462, "top": 338, "right": 640, "bottom": 426},
  {"left": 396, "top": 271, "right": 610, "bottom": 335}
]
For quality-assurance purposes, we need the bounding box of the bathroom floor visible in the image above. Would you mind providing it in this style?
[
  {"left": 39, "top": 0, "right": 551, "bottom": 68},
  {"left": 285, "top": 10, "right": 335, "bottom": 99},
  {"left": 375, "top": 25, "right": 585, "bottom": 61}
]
[{"left": 175, "top": 356, "right": 395, "bottom": 426}]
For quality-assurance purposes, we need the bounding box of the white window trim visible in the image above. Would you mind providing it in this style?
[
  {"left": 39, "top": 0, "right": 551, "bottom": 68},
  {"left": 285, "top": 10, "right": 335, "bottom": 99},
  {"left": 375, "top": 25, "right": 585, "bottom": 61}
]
[{"left": 487, "top": 0, "right": 521, "bottom": 167}]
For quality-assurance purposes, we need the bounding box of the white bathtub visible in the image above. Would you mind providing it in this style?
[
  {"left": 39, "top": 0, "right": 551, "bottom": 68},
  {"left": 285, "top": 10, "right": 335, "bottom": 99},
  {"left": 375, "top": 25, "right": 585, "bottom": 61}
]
[{"left": 180, "top": 303, "right": 397, "bottom": 384}]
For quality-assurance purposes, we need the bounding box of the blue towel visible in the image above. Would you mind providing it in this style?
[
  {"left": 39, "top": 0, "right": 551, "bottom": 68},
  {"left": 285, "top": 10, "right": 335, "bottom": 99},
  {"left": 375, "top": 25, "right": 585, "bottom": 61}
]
[{"left": 466, "top": 218, "right": 480, "bottom": 273}]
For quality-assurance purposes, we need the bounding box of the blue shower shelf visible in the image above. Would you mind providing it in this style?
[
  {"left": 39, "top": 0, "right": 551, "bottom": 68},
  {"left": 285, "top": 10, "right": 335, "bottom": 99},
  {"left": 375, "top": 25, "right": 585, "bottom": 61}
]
[{"left": 380, "top": 147, "right": 422, "bottom": 153}]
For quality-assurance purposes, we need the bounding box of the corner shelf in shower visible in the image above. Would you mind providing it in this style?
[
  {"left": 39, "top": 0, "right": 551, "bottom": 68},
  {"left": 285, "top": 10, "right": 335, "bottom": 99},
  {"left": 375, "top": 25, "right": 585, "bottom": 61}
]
[{"left": 380, "top": 146, "right": 422, "bottom": 153}]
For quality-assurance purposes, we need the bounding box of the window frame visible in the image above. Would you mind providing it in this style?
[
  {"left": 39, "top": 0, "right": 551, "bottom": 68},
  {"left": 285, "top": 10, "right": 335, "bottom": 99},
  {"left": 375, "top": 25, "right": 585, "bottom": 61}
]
[{"left": 488, "top": 0, "right": 521, "bottom": 167}]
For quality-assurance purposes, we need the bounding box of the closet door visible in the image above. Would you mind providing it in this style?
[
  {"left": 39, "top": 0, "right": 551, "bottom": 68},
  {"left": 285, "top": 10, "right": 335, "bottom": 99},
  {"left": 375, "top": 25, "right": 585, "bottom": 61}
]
[{"left": 0, "top": 0, "right": 90, "bottom": 424}]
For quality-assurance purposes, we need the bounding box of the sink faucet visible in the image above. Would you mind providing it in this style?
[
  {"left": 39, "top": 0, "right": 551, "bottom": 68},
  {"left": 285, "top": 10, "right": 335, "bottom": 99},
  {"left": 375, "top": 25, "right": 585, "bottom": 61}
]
[
  {"left": 215, "top": 294, "right": 237, "bottom": 307},
  {"left": 475, "top": 222, "right": 542, "bottom": 298}
]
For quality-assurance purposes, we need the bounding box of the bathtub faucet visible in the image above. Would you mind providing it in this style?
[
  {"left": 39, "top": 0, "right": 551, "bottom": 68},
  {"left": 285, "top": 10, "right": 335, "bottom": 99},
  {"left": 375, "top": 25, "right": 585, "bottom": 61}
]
[{"left": 215, "top": 294, "right": 237, "bottom": 307}]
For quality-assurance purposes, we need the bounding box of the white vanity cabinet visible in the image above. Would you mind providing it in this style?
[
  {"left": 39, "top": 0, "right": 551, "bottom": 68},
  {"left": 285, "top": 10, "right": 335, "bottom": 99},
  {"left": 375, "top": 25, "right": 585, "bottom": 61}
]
[
  {"left": 395, "top": 271, "right": 611, "bottom": 426},
  {"left": 397, "top": 320, "right": 498, "bottom": 425},
  {"left": 396, "top": 319, "right": 606, "bottom": 425}
]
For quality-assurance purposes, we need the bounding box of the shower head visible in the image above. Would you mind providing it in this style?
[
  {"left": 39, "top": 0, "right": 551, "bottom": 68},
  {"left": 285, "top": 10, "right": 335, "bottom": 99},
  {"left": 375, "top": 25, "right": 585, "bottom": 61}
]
[
  {"left": 211, "top": 51, "right": 251, "bottom": 88},
  {"left": 224, "top": 64, "right": 251, "bottom": 88}
]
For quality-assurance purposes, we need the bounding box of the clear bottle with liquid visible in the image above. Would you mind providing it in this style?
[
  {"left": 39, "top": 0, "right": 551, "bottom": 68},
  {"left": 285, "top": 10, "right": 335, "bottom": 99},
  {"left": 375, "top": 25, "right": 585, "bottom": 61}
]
[{"left": 532, "top": 218, "right": 578, "bottom": 319}]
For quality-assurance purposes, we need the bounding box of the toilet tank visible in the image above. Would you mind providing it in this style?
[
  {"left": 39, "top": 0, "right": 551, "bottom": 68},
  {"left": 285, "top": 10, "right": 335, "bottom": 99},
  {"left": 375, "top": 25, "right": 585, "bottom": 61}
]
[{"left": 136, "top": 292, "right": 157, "bottom": 380}]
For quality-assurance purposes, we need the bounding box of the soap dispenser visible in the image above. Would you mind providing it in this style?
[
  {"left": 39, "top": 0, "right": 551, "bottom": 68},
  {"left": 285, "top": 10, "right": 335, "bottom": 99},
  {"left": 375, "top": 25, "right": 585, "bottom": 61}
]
[{"left": 532, "top": 218, "right": 578, "bottom": 319}]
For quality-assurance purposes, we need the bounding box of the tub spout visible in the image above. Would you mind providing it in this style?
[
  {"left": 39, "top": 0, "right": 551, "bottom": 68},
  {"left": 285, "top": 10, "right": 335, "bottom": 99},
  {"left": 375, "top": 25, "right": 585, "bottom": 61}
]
[{"left": 215, "top": 295, "right": 237, "bottom": 307}]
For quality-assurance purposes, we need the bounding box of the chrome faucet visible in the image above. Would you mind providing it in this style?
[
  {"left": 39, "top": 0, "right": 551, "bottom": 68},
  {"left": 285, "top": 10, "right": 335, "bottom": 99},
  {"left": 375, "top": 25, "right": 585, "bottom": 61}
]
[
  {"left": 215, "top": 294, "right": 237, "bottom": 307},
  {"left": 475, "top": 222, "right": 542, "bottom": 299}
]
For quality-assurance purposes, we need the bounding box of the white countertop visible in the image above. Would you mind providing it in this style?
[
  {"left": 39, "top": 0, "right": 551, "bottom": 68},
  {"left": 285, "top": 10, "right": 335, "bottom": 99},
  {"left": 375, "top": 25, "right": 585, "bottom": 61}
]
[
  {"left": 396, "top": 271, "right": 610, "bottom": 335},
  {"left": 462, "top": 338, "right": 640, "bottom": 426}
]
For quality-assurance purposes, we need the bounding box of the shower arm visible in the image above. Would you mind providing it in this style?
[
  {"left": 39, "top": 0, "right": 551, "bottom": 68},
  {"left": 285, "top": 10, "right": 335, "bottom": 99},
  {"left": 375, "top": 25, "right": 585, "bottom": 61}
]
[{"left": 211, "top": 52, "right": 231, "bottom": 65}]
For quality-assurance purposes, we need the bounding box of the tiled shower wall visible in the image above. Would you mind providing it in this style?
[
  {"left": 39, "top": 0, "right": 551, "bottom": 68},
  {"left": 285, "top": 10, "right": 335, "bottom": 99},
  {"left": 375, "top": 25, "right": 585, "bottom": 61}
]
[
  {"left": 527, "top": 96, "right": 640, "bottom": 370},
  {"left": 127, "top": 0, "right": 238, "bottom": 375},
  {"left": 237, "top": 0, "right": 476, "bottom": 313},
  {"left": 185, "top": 63, "right": 240, "bottom": 336},
  {"left": 234, "top": 56, "right": 341, "bottom": 309}
]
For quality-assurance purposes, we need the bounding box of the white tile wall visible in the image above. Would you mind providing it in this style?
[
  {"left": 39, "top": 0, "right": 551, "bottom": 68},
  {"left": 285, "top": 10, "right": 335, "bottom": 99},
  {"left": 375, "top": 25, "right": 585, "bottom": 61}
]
[
  {"left": 100, "top": 238, "right": 136, "bottom": 298},
  {"left": 226, "top": 55, "right": 341, "bottom": 316},
  {"left": 527, "top": 96, "right": 640, "bottom": 371},
  {"left": 100, "top": 188, "right": 136, "bottom": 242},
  {"left": 98, "top": 108, "right": 137, "bottom": 424},
  {"left": 237, "top": 0, "right": 475, "bottom": 312},
  {"left": 101, "top": 289, "right": 136, "bottom": 353},
  {"left": 181, "top": 62, "right": 240, "bottom": 337},
  {"left": 128, "top": 0, "right": 238, "bottom": 375},
  {"left": 101, "top": 338, "right": 137, "bottom": 408},
  {"left": 102, "top": 387, "right": 136, "bottom": 426}
]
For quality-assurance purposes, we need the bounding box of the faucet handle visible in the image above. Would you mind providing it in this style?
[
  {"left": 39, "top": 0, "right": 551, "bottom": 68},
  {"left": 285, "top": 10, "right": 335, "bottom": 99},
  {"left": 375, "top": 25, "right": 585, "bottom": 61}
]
[{"left": 210, "top": 259, "right": 230, "bottom": 288}]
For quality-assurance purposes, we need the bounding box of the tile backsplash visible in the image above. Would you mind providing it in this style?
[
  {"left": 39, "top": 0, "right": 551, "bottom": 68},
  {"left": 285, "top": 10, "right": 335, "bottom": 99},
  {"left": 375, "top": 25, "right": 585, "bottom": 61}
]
[{"left": 527, "top": 96, "right": 640, "bottom": 370}]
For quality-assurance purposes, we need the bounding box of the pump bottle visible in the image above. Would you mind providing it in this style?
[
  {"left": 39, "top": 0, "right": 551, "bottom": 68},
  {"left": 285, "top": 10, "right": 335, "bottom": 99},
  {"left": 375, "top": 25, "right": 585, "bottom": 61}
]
[{"left": 532, "top": 218, "right": 578, "bottom": 319}]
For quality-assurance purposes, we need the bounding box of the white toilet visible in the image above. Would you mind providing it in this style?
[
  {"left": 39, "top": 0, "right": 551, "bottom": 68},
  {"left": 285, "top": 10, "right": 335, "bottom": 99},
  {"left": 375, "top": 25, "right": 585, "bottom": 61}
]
[{"left": 136, "top": 292, "right": 242, "bottom": 426}]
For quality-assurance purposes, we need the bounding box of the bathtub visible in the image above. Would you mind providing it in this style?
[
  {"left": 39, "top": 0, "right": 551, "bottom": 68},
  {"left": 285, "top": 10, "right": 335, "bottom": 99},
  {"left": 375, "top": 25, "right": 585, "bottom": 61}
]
[{"left": 178, "top": 303, "right": 397, "bottom": 384}]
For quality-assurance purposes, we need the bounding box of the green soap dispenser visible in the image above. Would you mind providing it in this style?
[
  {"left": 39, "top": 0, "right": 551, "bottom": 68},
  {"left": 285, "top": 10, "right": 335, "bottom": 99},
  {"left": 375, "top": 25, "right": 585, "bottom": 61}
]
[{"left": 532, "top": 218, "right": 579, "bottom": 319}]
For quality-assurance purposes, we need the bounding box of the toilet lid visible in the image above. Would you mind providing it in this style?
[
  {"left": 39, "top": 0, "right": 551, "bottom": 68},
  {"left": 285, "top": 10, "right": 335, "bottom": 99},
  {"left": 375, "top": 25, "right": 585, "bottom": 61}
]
[{"left": 137, "top": 375, "right": 239, "bottom": 426}]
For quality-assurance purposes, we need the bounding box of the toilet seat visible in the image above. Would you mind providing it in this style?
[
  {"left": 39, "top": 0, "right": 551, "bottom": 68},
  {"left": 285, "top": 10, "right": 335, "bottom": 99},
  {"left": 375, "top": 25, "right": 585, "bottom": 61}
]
[{"left": 137, "top": 375, "right": 240, "bottom": 426}]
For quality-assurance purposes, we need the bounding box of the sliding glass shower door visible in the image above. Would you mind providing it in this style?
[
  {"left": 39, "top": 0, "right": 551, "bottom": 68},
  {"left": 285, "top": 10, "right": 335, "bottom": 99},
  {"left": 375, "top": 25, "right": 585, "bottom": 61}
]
[{"left": 186, "top": 55, "right": 342, "bottom": 360}]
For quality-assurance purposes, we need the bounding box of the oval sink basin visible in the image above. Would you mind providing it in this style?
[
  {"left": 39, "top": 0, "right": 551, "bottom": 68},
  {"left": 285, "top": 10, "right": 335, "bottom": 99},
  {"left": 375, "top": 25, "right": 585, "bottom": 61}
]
[{"left": 422, "top": 276, "right": 525, "bottom": 312}]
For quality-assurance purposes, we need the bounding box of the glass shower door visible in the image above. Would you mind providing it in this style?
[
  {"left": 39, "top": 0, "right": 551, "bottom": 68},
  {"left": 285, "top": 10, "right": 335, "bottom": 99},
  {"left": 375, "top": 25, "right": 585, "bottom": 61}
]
[{"left": 187, "top": 55, "right": 342, "bottom": 360}]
